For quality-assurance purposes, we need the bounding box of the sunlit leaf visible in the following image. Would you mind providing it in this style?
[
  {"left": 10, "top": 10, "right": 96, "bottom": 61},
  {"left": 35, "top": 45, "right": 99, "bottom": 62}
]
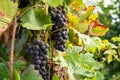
[
  {"left": 64, "top": 50, "right": 102, "bottom": 79},
  {"left": 91, "top": 25, "right": 109, "bottom": 36},
  {"left": 14, "top": 70, "right": 20, "bottom": 80},
  {"left": 79, "top": 6, "right": 95, "bottom": 22},
  {"left": 67, "top": 11, "right": 79, "bottom": 26},
  {"left": 89, "top": 14, "right": 98, "bottom": 21},
  {"left": 104, "top": 49, "right": 117, "bottom": 63},
  {"left": 77, "top": 23, "right": 89, "bottom": 33},
  {"left": 66, "top": 46, "right": 83, "bottom": 54},
  {"left": 56, "top": 52, "right": 76, "bottom": 80}
]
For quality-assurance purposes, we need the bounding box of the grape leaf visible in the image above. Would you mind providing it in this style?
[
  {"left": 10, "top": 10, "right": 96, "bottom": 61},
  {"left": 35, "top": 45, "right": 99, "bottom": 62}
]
[
  {"left": 92, "top": 37, "right": 104, "bottom": 52},
  {"left": 21, "top": 8, "right": 51, "bottom": 30},
  {"left": 42, "top": 0, "right": 63, "bottom": 7},
  {"left": 20, "top": 65, "right": 42, "bottom": 80},
  {"left": 56, "top": 52, "right": 76, "bottom": 80},
  {"left": 91, "top": 25, "right": 109, "bottom": 36},
  {"left": 66, "top": 46, "right": 83, "bottom": 54},
  {"left": 0, "top": 63, "right": 10, "bottom": 79},
  {"left": 0, "top": 0, "right": 18, "bottom": 34},
  {"left": 14, "top": 70, "right": 20, "bottom": 80},
  {"left": 52, "top": 74, "right": 59, "bottom": 80},
  {"left": 104, "top": 49, "right": 118, "bottom": 63},
  {"left": 79, "top": 6, "right": 95, "bottom": 22},
  {"left": 77, "top": 23, "right": 89, "bottom": 33},
  {"left": 69, "top": 27, "right": 97, "bottom": 53},
  {"left": 96, "top": 71, "right": 104, "bottom": 80},
  {"left": 64, "top": 52, "right": 96, "bottom": 78},
  {"left": 13, "top": 60, "right": 26, "bottom": 71}
]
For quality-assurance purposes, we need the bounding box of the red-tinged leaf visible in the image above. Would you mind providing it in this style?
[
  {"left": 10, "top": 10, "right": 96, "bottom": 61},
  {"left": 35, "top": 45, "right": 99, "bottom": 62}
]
[
  {"left": 0, "top": 0, "right": 18, "bottom": 35},
  {"left": 91, "top": 25, "right": 109, "bottom": 36},
  {"left": 87, "top": 19, "right": 109, "bottom": 36}
]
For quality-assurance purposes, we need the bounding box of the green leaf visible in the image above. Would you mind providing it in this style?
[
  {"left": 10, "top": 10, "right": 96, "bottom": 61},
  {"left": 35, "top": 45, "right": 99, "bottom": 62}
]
[
  {"left": 82, "top": 36, "right": 97, "bottom": 53},
  {"left": 52, "top": 74, "right": 59, "bottom": 80},
  {"left": 20, "top": 65, "right": 42, "bottom": 80},
  {"left": 92, "top": 37, "right": 104, "bottom": 52},
  {"left": 0, "top": 63, "right": 10, "bottom": 79},
  {"left": 42, "top": 0, "right": 63, "bottom": 7},
  {"left": 96, "top": 71, "right": 104, "bottom": 80},
  {"left": 93, "top": 61, "right": 103, "bottom": 70},
  {"left": 68, "top": 27, "right": 97, "bottom": 53},
  {"left": 66, "top": 46, "right": 83, "bottom": 54},
  {"left": 21, "top": 8, "right": 51, "bottom": 30},
  {"left": 104, "top": 49, "right": 117, "bottom": 63},
  {"left": 13, "top": 60, "right": 26, "bottom": 71},
  {"left": 14, "top": 70, "right": 20, "bottom": 80},
  {"left": 55, "top": 52, "right": 76, "bottom": 80},
  {"left": 77, "top": 23, "right": 89, "bottom": 33},
  {"left": 0, "top": 0, "right": 18, "bottom": 34},
  {"left": 64, "top": 52, "right": 96, "bottom": 78}
]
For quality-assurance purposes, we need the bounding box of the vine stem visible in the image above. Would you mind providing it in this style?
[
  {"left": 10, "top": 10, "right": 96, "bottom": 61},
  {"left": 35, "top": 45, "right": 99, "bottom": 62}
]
[{"left": 9, "top": 16, "right": 18, "bottom": 80}]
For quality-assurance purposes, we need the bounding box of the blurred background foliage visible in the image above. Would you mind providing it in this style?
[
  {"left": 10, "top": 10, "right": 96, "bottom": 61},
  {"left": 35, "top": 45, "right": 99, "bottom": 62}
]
[
  {"left": 83, "top": 0, "right": 120, "bottom": 80},
  {"left": 98, "top": 0, "right": 120, "bottom": 80}
]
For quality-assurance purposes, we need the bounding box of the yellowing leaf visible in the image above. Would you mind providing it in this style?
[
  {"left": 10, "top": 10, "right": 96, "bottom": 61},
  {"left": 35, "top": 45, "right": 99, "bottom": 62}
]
[
  {"left": 0, "top": 0, "right": 18, "bottom": 35},
  {"left": 91, "top": 26, "right": 109, "bottom": 36},
  {"left": 89, "top": 14, "right": 98, "bottom": 21},
  {"left": 86, "top": 6, "right": 95, "bottom": 12},
  {"left": 79, "top": 6, "right": 95, "bottom": 22},
  {"left": 102, "top": 39, "right": 109, "bottom": 45},
  {"left": 67, "top": 11, "right": 79, "bottom": 25}
]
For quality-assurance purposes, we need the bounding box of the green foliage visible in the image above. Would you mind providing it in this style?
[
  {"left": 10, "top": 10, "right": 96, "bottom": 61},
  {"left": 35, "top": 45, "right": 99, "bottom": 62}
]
[
  {"left": 0, "top": 63, "right": 10, "bottom": 79},
  {"left": 21, "top": 8, "right": 52, "bottom": 30},
  {"left": 13, "top": 60, "right": 26, "bottom": 71},
  {"left": 13, "top": 70, "right": 20, "bottom": 80},
  {"left": 0, "top": 0, "right": 18, "bottom": 24},
  {"left": 20, "top": 65, "right": 42, "bottom": 80},
  {"left": 0, "top": 0, "right": 18, "bottom": 36},
  {"left": 42, "top": 0, "right": 63, "bottom": 7},
  {"left": 0, "top": 0, "right": 120, "bottom": 80}
]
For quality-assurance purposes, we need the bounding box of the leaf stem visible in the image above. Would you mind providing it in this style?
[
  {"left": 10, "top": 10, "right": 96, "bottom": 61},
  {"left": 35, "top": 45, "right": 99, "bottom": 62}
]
[{"left": 9, "top": 16, "right": 18, "bottom": 80}]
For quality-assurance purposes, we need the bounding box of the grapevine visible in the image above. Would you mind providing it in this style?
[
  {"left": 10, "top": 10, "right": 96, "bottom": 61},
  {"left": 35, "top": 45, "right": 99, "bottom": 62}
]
[{"left": 0, "top": 0, "right": 119, "bottom": 80}]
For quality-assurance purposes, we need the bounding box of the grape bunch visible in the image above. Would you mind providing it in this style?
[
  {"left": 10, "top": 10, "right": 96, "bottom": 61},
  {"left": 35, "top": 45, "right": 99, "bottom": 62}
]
[
  {"left": 26, "top": 39, "right": 49, "bottom": 80},
  {"left": 49, "top": 7, "right": 69, "bottom": 51}
]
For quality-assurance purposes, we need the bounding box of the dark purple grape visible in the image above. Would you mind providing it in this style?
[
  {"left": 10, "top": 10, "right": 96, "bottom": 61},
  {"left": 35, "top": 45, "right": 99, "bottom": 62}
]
[
  {"left": 62, "top": 9, "right": 66, "bottom": 14},
  {"left": 35, "top": 60, "right": 41, "bottom": 65},
  {"left": 33, "top": 45, "right": 39, "bottom": 50},
  {"left": 33, "top": 50, "right": 39, "bottom": 56},
  {"left": 35, "top": 65, "right": 40, "bottom": 70}
]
